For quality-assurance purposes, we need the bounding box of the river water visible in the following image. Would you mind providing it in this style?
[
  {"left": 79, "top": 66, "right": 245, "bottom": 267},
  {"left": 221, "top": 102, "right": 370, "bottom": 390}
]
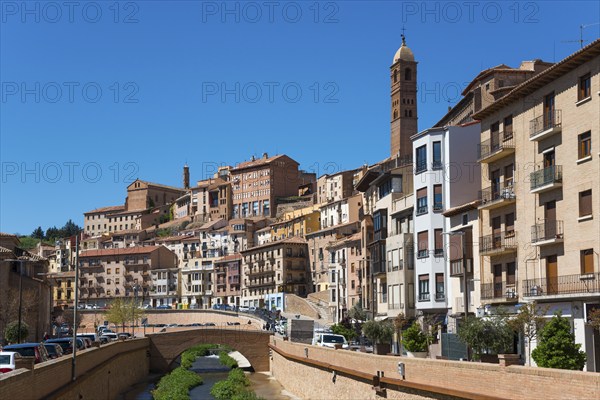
[{"left": 119, "top": 354, "right": 293, "bottom": 400}]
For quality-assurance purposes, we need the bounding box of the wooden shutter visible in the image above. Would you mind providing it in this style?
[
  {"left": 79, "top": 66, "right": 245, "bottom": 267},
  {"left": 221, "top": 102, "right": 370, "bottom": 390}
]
[
  {"left": 434, "top": 229, "right": 443, "bottom": 252},
  {"left": 418, "top": 231, "right": 428, "bottom": 252},
  {"left": 579, "top": 190, "right": 592, "bottom": 217},
  {"left": 581, "top": 250, "right": 594, "bottom": 274}
]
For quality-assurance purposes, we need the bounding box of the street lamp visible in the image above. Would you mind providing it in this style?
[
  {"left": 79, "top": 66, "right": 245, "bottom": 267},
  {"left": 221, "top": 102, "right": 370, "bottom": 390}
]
[{"left": 132, "top": 284, "right": 140, "bottom": 337}]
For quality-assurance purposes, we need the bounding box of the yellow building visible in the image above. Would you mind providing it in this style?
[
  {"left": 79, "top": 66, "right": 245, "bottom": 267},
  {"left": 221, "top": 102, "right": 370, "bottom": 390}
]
[{"left": 271, "top": 208, "right": 321, "bottom": 240}]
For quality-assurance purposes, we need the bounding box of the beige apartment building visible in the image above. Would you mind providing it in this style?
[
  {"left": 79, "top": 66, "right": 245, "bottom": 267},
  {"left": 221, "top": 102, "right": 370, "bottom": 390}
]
[
  {"left": 230, "top": 154, "right": 300, "bottom": 219},
  {"left": 78, "top": 246, "right": 178, "bottom": 308},
  {"left": 214, "top": 254, "right": 242, "bottom": 306},
  {"left": 316, "top": 169, "right": 358, "bottom": 205},
  {"left": 240, "top": 236, "right": 310, "bottom": 307},
  {"left": 190, "top": 177, "right": 232, "bottom": 223},
  {"left": 84, "top": 205, "right": 125, "bottom": 236},
  {"left": 473, "top": 39, "right": 600, "bottom": 371}
]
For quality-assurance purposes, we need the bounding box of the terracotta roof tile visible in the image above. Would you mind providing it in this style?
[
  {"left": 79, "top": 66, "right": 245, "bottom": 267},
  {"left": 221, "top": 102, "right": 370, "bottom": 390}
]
[{"left": 79, "top": 246, "right": 163, "bottom": 257}]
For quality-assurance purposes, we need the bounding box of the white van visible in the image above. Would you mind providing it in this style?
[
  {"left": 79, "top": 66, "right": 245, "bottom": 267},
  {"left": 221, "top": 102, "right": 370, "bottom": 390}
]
[{"left": 312, "top": 333, "right": 349, "bottom": 349}]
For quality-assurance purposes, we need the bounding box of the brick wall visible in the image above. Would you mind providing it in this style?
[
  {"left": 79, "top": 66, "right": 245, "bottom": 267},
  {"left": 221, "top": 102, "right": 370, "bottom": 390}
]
[
  {"left": 270, "top": 337, "right": 600, "bottom": 400},
  {"left": 0, "top": 339, "right": 149, "bottom": 400}
]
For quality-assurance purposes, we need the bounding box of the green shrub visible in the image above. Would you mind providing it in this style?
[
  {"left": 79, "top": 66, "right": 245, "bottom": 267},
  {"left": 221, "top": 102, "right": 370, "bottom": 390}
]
[
  {"left": 402, "top": 322, "right": 429, "bottom": 352},
  {"left": 227, "top": 368, "right": 250, "bottom": 386},
  {"left": 211, "top": 379, "right": 241, "bottom": 400},
  {"left": 531, "top": 313, "right": 586, "bottom": 370},
  {"left": 210, "top": 368, "right": 254, "bottom": 400},
  {"left": 152, "top": 367, "right": 203, "bottom": 400},
  {"left": 330, "top": 323, "right": 357, "bottom": 341},
  {"left": 219, "top": 351, "right": 238, "bottom": 369}
]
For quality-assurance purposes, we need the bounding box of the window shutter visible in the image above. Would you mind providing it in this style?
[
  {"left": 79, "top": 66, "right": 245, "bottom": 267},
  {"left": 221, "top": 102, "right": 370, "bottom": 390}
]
[{"left": 579, "top": 190, "right": 592, "bottom": 217}]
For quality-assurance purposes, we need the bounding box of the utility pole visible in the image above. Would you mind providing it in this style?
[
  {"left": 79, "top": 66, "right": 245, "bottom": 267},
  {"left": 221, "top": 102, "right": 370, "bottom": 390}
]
[{"left": 71, "top": 233, "right": 80, "bottom": 382}]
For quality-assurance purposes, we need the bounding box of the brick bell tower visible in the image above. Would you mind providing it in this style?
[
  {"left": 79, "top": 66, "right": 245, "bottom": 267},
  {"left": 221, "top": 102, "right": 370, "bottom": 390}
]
[{"left": 390, "top": 34, "right": 418, "bottom": 158}]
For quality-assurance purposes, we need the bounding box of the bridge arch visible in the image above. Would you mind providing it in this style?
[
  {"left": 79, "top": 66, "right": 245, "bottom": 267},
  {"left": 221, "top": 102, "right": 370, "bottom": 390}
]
[{"left": 147, "top": 328, "right": 271, "bottom": 372}]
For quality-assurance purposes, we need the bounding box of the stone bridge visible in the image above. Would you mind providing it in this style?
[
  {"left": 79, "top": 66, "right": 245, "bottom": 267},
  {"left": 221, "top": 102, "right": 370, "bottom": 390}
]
[{"left": 147, "top": 327, "right": 271, "bottom": 372}]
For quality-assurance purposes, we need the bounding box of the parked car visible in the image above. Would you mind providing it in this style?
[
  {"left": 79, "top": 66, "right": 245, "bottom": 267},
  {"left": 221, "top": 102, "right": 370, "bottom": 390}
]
[
  {"left": 156, "top": 304, "right": 172, "bottom": 310},
  {"left": 312, "top": 333, "right": 349, "bottom": 349},
  {"left": 117, "top": 332, "right": 132, "bottom": 340},
  {"left": 3, "top": 343, "right": 50, "bottom": 364},
  {"left": 238, "top": 306, "right": 250, "bottom": 312},
  {"left": 77, "top": 333, "right": 98, "bottom": 343},
  {"left": 248, "top": 306, "right": 257, "bottom": 312},
  {"left": 204, "top": 322, "right": 216, "bottom": 326},
  {"left": 44, "top": 338, "right": 85, "bottom": 355},
  {"left": 0, "top": 351, "right": 21, "bottom": 373},
  {"left": 43, "top": 343, "right": 64, "bottom": 359},
  {"left": 100, "top": 332, "right": 118, "bottom": 342}
]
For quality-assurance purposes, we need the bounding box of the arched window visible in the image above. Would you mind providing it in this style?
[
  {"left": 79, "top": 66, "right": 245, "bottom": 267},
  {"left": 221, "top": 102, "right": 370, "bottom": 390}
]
[
  {"left": 408, "top": 110, "right": 413, "bottom": 117},
  {"left": 405, "top": 68, "right": 412, "bottom": 81},
  {"left": 393, "top": 110, "right": 398, "bottom": 119},
  {"left": 394, "top": 70, "right": 398, "bottom": 83}
]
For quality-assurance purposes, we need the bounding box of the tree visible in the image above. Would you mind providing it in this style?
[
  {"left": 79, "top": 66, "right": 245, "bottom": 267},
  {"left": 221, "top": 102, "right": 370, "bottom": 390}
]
[
  {"left": 330, "top": 321, "right": 357, "bottom": 341},
  {"left": 458, "top": 315, "right": 513, "bottom": 361},
  {"left": 31, "top": 226, "right": 45, "bottom": 240},
  {"left": 5, "top": 321, "right": 29, "bottom": 344},
  {"left": 362, "top": 320, "right": 394, "bottom": 354},
  {"left": 393, "top": 313, "right": 409, "bottom": 354},
  {"left": 531, "top": 313, "right": 586, "bottom": 370},
  {"left": 402, "top": 321, "right": 429, "bottom": 353},
  {"left": 508, "top": 302, "right": 546, "bottom": 365},
  {"left": 587, "top": 308, "right": 600, "bottom": 333},
  {"left": 104, "top": 298, "right": 145, "bottom": 332}
]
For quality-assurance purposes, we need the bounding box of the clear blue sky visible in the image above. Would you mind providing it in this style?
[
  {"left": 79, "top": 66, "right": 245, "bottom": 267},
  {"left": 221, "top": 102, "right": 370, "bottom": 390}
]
[{"left": 1, "top": 1, "right": 599, "bottom": 235}]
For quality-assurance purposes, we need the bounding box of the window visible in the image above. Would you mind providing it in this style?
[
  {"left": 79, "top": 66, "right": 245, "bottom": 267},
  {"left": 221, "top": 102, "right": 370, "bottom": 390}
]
[
  {"left": 462, "top": 214, "right": 468, "bottom": 225},
  {"left": 433, "top": 185, "right": 442, "bottom": 211},
  {"left": 579, "top": 189, "right": 592, "bottom": 218},
  {"left": 435, "top": 273, "right": 444, "bottom": 301},
  {"left": 506, "top": 262, "right": 516, "bottom": 285},
  {"left": 404, "top": 68, "right": 412, "bottom": 81},
  {"left": 505, "top": 213, "right": 515, "bottom": 237},
  {"left": 578, "top": 73, "right": 591, "bottom": 101},
  {"left": 418, "top": 275, "right": 429, "bottom": 301},
  {"left": 115, "top": 278, "right": 120, "bottom": 285},
  {"left": 107, "top": 268, "right": 111, "bottom": 274},
  {"left": 581, "top": 249, "right": 594, "bottom": 274},
  {"left": 416, "top": 145, "right": 427, "bottom": 173},
  {"left": 504, "top": 115, "right": 513, "bottom": 139},
  {"left": 434, "top": 229, "right": 443, "bottom": 256},
  {"left": 432, "top": 141, "right": 442, "bottom": 169},
  {"left": 380, "top": 283, "right": 387, "bottom": 303},
  {"left": 416, "top": 187, "right": 428, "bottom": 215},
  {"left": 578, "top": 131, "right": 591, "bottom": 159},
  {"left": 417, "top": 231, "right": 428, "bottom": 258},
  {"left": 379, "top": 179, "right": 392, "bottom": 198}
]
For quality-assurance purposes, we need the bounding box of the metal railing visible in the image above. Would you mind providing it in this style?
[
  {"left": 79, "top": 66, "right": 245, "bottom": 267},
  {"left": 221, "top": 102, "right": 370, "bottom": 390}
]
[
  {"left": 418, "top": 293, "right": 430, "bottom": 301},
  {"left": 523, "top": 272, "right": 600, "bottom": 296},
  {"left": 479, "top": 182, "right": 515, "bottom": 204},
  {"left": 477, "top": 131, "right": 515, "bottom": 160},
  {"left": 531, "top": 220, "right": 564, "bottom": 243},
  {"left": 479, "top": 232, "right": 517, "bottom": 254},
  {"left": 530, "top": 110, "right": 561, "bottom": 138},
  {"left": 530, "top": 165, "right": 562, "bottom": 191},
  {"left": 480, "top": 281, "right": 516, "bottom": 300}
]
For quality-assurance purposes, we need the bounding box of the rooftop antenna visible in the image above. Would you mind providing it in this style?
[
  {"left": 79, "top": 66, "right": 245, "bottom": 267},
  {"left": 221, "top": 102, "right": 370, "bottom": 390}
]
[{"left": 561, "top": 22, "right": 599, "bottom": 49}]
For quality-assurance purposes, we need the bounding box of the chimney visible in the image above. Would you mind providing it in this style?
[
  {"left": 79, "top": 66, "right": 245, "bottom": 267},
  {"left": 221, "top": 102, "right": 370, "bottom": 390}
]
[
  {"left": 183, "top": 164, "right": 190, "bottom": 189},
  {"left": 251, "top": 155, "right": 256, "bottom": 162},
  {"left": 263, "top": 152, "right": 268, "bottom": 159},
  {"left": 448, "top": 105, "right": 452, "bottom": 112}
]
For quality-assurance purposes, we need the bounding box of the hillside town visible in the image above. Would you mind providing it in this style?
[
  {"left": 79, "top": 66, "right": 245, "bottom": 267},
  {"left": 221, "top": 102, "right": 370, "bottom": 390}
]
[{"left": 1, "top": 36, "right": 599, "bottom": 373}]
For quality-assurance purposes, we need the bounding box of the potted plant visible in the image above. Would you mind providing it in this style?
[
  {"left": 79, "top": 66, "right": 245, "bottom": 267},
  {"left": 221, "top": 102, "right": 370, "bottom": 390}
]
[
  {"left": 402, "top": 322, "right": 429, "bottom": 358},
  {"left": 362, "top": 320, "right": 394, "bottom": 355}
]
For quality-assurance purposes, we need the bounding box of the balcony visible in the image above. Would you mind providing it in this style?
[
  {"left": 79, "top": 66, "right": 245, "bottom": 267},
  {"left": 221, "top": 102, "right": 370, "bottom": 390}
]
[
  {"left": 418, "top": 293, "right": 430, "bottom": 302},
  {"left": 529, "top": 110, "right": 562, "bottom": 141},
  {"left": 481, "top": 281, "right": 518, "bottom": 301},
  {"left": 478, "top": 182, "right": 515, "bottom": 210},
  {"left": 523, "top": 272, "right": 600, "bottom": 297},
  {"left": 450, "top": 258, "right": 472, "bottom": 277},
  {"left": 479, "top": 232, "right": 517, "bottom": 256},
  {"left": 530, "top": 165, "right": 562, "bottom": 193},
  {"left": 477, "top": 131, "right": 515, "bottom": 163},
  {"left": 531, "top": 220, "right": 564, "bottom": 246}
]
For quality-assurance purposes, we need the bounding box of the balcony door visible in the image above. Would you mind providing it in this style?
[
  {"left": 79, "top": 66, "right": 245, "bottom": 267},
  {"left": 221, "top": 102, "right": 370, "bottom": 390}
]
[
  {"left": 492, "top": 216, "right": 502, "bottom": 249},
  {"left": 491, "top": 169, "right": 501, "bottom": 201},
  {"left": 542, "top": 150, "right": 555, "bottom": 186},
  {"left": 490, "top": 122, "right": 500, "bottom": 152},
  {"left": 493, "top": 264, "right": 503, "bottom": 298},
  {"left": 545, "top": 200, "right": 556, "bottom": 240},
  {"left": 546, "top": 255, "right": 558, "bottom": 295},
  {"left": 544, "top": 93, "right": 555, "bottom": 129}
]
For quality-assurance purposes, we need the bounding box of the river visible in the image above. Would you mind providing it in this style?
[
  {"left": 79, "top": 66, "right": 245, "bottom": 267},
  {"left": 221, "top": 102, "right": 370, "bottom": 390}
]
[{"left": 118, "top": 354, "right": 294, "bottom": 400}]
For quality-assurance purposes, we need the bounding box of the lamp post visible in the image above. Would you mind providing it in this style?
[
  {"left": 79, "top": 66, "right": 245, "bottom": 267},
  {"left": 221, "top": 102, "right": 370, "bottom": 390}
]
[{"left": 132, "top": 284, "right": 140, "bottom": 337}]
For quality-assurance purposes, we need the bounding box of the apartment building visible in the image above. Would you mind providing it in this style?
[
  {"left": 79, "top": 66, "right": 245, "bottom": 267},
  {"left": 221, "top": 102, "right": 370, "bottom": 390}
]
[
  {"left": 319, "top": 193, "right": 362, "bottom": 230},
  {"left": 84, "top": 205, "right": 125, "bottom": 236},
  {"left": 473, "top": 39, "right": 600, "bottom": 371},
  {"left": 326, "top": 233, "right": 362, "bottom": 323},
  {"left": 316, "top": 169, "right": 357, "bottom": 205},
  {"left": 149, "top": 268, "right": 179, "bottom": 307},
  {"left": 270, "top": 209, "right": 320, "bottom": 241},
  {"left": 214, "top": 254, "right": 242, "bottom": 306},
  {"left": 411, "top": 124, "right": 481, "bottom": 322},
  {"left": 190, "top": 178, "right": 232, "bottom": 222},
  {"left": 230, "top": 153, "right": 300, "bottom": 218},
  {"left": 240, "top": 237, "right": 310, "bottom": 307},
  {"left": 442, "top": 201, "right": 480, "bottom": 335},
  {"left": 78, "top": 246, "right": 177, "bottom": 308}
]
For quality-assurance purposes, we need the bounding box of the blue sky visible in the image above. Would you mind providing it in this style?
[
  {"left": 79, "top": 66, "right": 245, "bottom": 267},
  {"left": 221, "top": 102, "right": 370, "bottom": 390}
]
[{"left": 1, "top": 1, "right": 599, "bottom": 235}]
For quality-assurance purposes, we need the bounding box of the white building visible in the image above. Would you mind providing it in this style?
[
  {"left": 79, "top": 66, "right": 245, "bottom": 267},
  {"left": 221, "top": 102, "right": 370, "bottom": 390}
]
[{"left": 411, "top": 123, "right": 481, "bottom": 322}]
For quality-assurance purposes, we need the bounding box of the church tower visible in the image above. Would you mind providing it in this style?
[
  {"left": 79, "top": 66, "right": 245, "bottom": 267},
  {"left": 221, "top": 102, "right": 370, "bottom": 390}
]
[{"left": 390, "top": 34, "right": 418, "bottom": 158}]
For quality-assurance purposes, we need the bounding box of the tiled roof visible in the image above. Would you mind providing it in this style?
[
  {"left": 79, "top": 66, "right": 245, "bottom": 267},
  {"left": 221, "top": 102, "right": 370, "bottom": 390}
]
[
  {"left": 241, "top": 235, "right": 307, "bottom": 253},
  {"left": 84, "top": 205, "right": 125, "bottom": 215},
  {"left": 79, "top": 246, "right": 162, "bottom": 257},
  {"left": 215, "top": 254, "right": 242, "bottom": 263},
  {"left": 231, "top": 154, "right": 298, "bottom": 171},
  {"left": 128, "top": 179, "right": 185, "bottom": 192},
  {"left": 0, "top": 232, "right": 18, "bottom": 238}
]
